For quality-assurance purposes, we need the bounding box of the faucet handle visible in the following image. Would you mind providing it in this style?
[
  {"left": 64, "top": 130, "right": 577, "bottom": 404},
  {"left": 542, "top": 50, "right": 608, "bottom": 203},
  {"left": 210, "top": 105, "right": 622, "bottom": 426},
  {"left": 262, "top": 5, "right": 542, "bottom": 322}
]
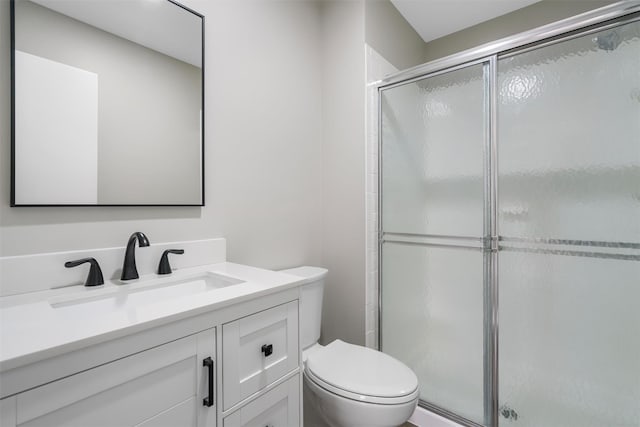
[
  {"left": 65, "top": 258, "right": 104, "bottom": 287},
  {"left": 158, "top": 249, "right": 184, "bottom": 275}
]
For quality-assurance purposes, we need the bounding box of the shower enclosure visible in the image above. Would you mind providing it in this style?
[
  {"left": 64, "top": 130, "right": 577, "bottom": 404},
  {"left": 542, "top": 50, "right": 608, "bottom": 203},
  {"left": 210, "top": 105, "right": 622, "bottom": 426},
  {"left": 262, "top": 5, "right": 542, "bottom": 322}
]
[{"left": 377, "top": 4, "right": 640, "bottom": 427}]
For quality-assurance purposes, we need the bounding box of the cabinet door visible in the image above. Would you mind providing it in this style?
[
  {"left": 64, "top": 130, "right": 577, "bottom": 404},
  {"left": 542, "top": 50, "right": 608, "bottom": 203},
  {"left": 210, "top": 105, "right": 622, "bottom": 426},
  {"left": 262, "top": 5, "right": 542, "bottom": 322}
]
[
  {"left": 223, "top": 375, "right": 299, "bottom": 427},
  {"left": 1, "top": 396, "right": 17, "bottom": 427},
  {"left": 222, "top": 301, "right": 298, "bottom": 410},
  {"left": 15, "top": 329, "right": 216, "bottom": 427}
]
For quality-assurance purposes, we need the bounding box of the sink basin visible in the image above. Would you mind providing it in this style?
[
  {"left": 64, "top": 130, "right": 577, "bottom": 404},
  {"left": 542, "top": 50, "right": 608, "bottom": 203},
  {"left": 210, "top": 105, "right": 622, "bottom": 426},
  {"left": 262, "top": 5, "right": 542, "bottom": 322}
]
[{"left": 50, "top": 272, "right": 244, "bottom": 314}]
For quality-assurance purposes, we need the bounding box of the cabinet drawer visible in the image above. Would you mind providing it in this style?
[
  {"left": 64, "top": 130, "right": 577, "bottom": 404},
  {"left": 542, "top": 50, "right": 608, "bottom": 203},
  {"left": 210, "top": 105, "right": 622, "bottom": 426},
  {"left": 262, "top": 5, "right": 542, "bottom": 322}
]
[
  {"left": 222, "top": 301, "right": 298, "bottom": 410},
  {"left": 14, "top": 329, "right": 215, "bottom": 427},
  {"left": 223, "top": 375, "right": 299, "bottom": 427}
]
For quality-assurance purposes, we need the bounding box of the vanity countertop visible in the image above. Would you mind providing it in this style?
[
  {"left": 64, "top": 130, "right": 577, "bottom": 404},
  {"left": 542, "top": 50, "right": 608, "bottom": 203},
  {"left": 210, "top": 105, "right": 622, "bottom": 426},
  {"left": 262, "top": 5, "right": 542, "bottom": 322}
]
[{"left": 0, "top": 262, "right": 303, "bottom": 372}]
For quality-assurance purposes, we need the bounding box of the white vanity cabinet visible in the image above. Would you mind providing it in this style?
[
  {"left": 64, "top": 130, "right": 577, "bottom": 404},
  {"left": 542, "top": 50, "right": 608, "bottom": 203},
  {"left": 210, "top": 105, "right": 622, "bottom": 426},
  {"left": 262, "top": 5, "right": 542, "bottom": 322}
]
[
  {"left": 220, "top": 300, "right": 301, "bottom": 426},
  {"left": 223, "top": 375, "right": 300, "bottom": 427},
  {"left": 222, "top": 301, "right": 299, "bottom": 410},
  {"left": 5, "top": 330, "right": 216, "bottom": 427},
  {"left": 0, "top": 288, "right": 302, "bottom": 427}
]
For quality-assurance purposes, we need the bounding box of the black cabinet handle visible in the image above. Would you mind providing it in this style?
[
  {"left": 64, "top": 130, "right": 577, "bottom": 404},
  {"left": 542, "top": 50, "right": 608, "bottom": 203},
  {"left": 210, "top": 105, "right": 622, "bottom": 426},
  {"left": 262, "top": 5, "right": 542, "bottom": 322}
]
[
  {"left": 65, "top": 257, "right": 104, "bottom": 287},
  {"left": 203, "top": 357, "right": 214, "bottom": 407},
  {"left": 261, "top": 344, "right": 273, "bottom": 357}
]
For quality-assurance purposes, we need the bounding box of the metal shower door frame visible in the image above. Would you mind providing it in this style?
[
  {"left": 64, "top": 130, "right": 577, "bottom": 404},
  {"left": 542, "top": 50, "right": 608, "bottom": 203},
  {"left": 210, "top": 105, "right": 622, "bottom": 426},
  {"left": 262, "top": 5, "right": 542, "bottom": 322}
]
[{"left": 376, "top": 3, "right": 640, "bottom": 427}]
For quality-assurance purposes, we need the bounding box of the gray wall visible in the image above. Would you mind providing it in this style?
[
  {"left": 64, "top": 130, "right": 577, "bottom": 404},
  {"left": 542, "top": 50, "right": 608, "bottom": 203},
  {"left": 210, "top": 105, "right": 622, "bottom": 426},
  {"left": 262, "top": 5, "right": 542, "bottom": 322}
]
[
  {"left": 1, "top": 0, "right": 324, "bottom": 273},
  {"left": 15, "top": 0, "right": 202, "bottom": 205},
  {"left": 424, "top": 0, "right": 617, "bottom": 62},
  {"left": 1, "top": 0, "right": 390, "bottom": 350},
  {"left": 3, "top": 0, "right": 608, "bottom": 349},
  {"left": 364, "top": 0, "right": 425, "bottom": 70},
  {"left": 319, "top": 0, "right": 367, "bottom": 347},
  {"left": 317, "top": 0, "right": 423, "bottom": 347},
  {"left": 200, "top": 0, "right": 324, "bottom": 270}
]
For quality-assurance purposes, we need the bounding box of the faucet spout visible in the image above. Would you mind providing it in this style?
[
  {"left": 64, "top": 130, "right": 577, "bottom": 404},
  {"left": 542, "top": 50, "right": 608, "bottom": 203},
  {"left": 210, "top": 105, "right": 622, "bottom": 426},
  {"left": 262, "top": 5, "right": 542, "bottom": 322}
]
[{"left": 121, "top": 232, "right": 150, "bottom": 281}]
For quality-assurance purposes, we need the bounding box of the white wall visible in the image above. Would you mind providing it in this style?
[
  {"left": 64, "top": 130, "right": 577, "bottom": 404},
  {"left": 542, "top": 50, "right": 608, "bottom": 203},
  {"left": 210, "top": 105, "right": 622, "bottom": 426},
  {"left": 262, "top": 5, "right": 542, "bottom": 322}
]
[{"left": 0, "top": 0, "right": 323, "bottom": 274}]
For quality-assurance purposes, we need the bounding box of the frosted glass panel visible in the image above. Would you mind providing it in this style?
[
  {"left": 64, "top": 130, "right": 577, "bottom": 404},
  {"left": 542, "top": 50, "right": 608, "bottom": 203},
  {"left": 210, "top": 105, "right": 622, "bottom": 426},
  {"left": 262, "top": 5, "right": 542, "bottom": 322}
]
[
  {"left": 498, "top": 21, "right": 640, "bottom": 242},
  {"left": 499, "top": 251, "right": 640, "bottom": 427},
  {"left": 380, "top": 15, "right": 640, "bottom": 427},
  {"left": 381, "top": 64, "right": 485, "bottom": 237},
  {"left": 381, "top": 243, "right": 484, "bottom": 424}
]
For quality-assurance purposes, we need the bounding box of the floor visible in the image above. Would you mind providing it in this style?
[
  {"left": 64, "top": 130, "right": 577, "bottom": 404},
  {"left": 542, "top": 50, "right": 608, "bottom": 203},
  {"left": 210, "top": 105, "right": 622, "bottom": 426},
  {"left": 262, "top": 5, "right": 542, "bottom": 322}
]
[{"left": 401, "top": 423, "right": 417, "bottom": 427}]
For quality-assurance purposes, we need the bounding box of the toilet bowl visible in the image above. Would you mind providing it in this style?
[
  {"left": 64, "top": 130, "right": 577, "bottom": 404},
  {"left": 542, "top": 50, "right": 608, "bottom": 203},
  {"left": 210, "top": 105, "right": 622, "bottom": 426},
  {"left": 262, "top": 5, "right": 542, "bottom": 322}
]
[
  {"left": 280, "top": 267, "right": 419, "bottom": 427},
  {"left": 303, "top": 340, "right": 419, "bottom": 427}
]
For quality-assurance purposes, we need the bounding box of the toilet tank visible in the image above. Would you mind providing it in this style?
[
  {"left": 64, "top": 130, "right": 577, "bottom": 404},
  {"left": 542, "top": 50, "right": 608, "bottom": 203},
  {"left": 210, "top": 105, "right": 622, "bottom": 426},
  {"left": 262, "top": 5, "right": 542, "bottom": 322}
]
[{"left": 279, "top": 266, "right": 328, "bottom": 350}]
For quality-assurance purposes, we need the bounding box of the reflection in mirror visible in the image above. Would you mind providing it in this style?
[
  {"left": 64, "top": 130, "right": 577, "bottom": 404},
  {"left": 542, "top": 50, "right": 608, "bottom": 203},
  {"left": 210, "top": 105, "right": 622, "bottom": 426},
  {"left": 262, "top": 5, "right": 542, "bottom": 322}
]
[{"left": 11, "top": 0, "right": 204, "bottom": 206}]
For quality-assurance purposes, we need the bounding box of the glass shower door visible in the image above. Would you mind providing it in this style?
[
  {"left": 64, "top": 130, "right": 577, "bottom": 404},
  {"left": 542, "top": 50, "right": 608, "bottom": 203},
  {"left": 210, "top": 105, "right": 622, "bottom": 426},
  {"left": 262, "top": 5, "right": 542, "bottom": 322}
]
[
  {"left": 497, "top": 19, "right": 640, "bottom": 427},
  {"left": 380, "top": 63, "right": 488, "bottom": 425}
]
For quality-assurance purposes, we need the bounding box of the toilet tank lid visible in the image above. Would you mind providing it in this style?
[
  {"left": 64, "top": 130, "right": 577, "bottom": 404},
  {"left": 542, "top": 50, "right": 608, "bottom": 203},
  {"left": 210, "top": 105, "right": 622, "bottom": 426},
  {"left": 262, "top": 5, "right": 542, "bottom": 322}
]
[{"left": 279, "top": 266, "right": 328, "bottom": 284}]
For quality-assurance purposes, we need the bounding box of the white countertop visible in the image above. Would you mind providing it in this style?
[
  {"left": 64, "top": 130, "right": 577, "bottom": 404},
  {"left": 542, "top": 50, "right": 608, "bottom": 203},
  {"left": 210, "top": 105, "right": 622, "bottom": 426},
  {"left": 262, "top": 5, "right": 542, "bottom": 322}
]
[{"left": 0, "top": 262, "right": 303, "bottom": 372}]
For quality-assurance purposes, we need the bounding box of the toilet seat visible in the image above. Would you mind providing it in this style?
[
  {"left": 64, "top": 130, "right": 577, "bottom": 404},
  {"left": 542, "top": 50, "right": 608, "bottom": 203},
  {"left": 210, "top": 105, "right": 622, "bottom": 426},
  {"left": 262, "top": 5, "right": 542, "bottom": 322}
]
[
  {"left": 304, "top": 340, "right": 419, "bottom": 405},
  {"left": 305, "top": 369, "right": 419, "bottom": 405}
]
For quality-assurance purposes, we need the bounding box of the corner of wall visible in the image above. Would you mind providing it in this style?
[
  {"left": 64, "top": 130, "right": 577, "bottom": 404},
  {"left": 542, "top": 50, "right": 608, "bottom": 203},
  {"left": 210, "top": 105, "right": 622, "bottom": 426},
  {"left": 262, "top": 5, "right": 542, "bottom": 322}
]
[
  {"left": 364, "top": 0, "right": 425, "bottom": 71},
  {"left": 423, "top": 0, "right": 618, "bottom": 62},
  {"left": 318, "top": 0, "right": 367, "bottom": 346}
]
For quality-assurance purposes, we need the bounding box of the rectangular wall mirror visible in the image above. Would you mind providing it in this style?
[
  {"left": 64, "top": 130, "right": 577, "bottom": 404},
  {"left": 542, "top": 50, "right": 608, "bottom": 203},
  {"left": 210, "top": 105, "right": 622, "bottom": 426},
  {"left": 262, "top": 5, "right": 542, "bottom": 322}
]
[{"left": 11, "top": 0, "right": 204, "bottom": 206}]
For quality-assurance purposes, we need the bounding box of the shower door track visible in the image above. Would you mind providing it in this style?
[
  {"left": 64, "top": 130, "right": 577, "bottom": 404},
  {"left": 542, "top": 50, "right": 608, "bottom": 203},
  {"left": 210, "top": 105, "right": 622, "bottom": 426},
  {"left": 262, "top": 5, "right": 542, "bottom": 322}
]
[
  {"left": 374, "top": 2, "right": 640, "bottom": 90},
  {"left": 376, "top": 3, "right": 640, "bottom": 427}
]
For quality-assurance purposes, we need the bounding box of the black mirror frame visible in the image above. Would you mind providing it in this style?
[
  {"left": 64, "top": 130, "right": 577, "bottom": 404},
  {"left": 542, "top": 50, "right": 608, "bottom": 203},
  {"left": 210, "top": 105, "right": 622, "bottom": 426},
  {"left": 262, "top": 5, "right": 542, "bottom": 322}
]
[{"left": 9, "top": 0, "right": 205, "bottom": 207}]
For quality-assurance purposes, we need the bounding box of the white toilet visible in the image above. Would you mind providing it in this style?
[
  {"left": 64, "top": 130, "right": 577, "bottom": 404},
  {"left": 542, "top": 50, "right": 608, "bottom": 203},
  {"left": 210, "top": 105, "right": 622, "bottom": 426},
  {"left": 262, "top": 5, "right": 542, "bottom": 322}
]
[{"left": 281, "top": 266, "right": 419, "bottom": 427}]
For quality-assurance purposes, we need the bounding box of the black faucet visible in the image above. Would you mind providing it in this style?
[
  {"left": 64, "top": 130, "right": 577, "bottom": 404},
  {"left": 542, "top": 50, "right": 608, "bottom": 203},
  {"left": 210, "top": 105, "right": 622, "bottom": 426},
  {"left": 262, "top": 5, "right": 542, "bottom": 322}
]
[
  {"left": 121, "top": 232, "right": 150, "bottom": 281},
  {"left": 158, "top": 249, "right": 184, "bottom": 275},
  {"left": 65, "top": 258, "right": 104, "bottom": 287}
]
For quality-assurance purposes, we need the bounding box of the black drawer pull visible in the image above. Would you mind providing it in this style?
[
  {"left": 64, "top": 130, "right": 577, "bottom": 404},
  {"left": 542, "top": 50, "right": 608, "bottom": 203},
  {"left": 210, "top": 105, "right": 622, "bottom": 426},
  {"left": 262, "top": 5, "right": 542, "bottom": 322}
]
[
  {"left": 203, "top": 357, "right": 214, "bottom": 407},
  {"left": 261, "top": 344, "right": 273, "bottom": 357}
]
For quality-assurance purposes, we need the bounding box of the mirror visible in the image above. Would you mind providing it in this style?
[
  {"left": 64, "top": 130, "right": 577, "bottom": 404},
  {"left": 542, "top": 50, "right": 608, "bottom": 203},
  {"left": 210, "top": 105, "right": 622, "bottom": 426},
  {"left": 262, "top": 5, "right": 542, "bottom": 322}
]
[{"left": 11, "top": 0, "right": 204, "bottom": 206}]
